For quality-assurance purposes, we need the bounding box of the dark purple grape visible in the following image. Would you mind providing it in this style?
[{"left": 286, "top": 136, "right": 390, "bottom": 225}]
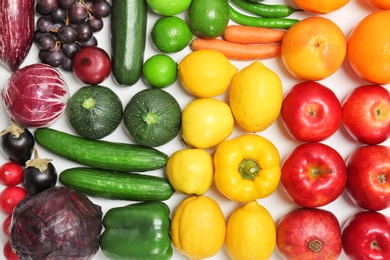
[
  {"left": 51, "top": 7, "right": 67, "bottom": 23},
  {"left": 51, "top": 22, "right": 65, "bottom": 32},
  {"left": 75, "top": 23, "right": 93, "bottom": 42},
  {"left": 58, "top": 0, "right": 76, "bottom": 9},
  {"left": 62, "top": 42, "right": 80, "bottom": 58},
  {"left": 92, "top": 0, "right": 111, "bottom": 18},
  {"left": 36, "top": 17, "right": 53, "bottom": 33},
  {"left": 33, "top": 30, "right": 44, "bottom": 44},
  {"left": 36, "top": 0, "right": 58, "bottom": 15},
  {"left": 46, "top": 48, "right": 65, "bottom": 67},
  {"left": 62, "top": 57, "right": 73, "bottom": 72},
  {"left": 57, "top": 25, "right": 77, "bottom": 43},
  {"left": 87, "top": 16, "right": 103, "bottom": 32},
  {"left": 79, "top": 35, "right": 98, "bottom": 47},
  {"left": 69, "top": 3, "right": 88, "bottom": 24},
  {"left": 38, "top": 34, "right": 56, "bottom": 51},
  {"left": 39, "top": 49, "right": 49, "bottom": 63}
]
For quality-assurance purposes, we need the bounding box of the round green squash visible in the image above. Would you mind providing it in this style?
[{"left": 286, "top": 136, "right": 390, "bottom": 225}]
[
  {"left": 66, "top": 85, "right": 123, "bottom": 140},
  {"left": 123, "top": 88, "right": 182, "bottom": 147}
]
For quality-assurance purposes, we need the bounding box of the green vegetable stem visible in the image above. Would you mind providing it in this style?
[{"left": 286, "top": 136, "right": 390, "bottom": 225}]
[
  {"left": 100, "top": 201, "right": 173, "bottom": 260},
  {"left": 230, "top": 0, "right": 302, "bottom": 18},
  {"left": 229, "top": 6, "right": 299, "bottom": 29}
]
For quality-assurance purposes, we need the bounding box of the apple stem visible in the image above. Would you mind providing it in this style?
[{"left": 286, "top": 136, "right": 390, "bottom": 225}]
[
  {"left": 311, "top": 168, "right": 334, "bottom": 176},
  {"left": 239, "top": 158, "right": 260, "bottom": 180},
  {"left": 371, "top": 240, "right": 380, "bottom": 250},
  {"left": 308, "top": 240, "right": 322, "bottom": 252}
]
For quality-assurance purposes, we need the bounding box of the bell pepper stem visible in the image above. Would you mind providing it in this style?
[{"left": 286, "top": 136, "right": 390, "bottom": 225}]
[{"left": 239, "top": 158, "right": 260, "bottom": 180}]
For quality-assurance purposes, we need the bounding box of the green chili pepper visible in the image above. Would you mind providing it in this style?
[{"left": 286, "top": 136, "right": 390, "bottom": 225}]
[
  {"left": 229, "top": 6, "right": 299, "bottom": 29},
  {"left": 100, "top": 201, "right": 172, "bottom": 260},
  {"left": 244, "top": 0, "right": 265, "bottom": 3},
  {"left": 231, "top": 0, "right": 302, "bottom": 18}
]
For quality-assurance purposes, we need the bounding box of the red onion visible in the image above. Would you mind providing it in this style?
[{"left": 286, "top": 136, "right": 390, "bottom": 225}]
[{"left": 1, "top": 63, "right": 69, "bottom": 128}]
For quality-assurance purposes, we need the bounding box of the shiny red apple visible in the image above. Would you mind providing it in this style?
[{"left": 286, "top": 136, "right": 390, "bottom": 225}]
[
  {"left": 342, "top": 211, "right": 390, "bottom": 260},
  {"left": 72, "top": 46, "right": 111, "bottom": 84},
  {"left": 345, "top": 145, "right": 390, "bottom": 211},
  {"left": 281, "top": 142, "right": 347, "bottom": 208},
  {"left": 281, "top": 81, "right": 342, "bottom": 142},
  {"left": 277, "top": 207, "right": 342, "bottom": 260},
  {"left": 342, "top": 84, "right": 390, "bottom": 145}
]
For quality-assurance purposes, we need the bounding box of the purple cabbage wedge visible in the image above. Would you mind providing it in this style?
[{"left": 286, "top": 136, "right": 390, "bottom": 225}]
[
  {"left": 0, "top": 0, "right": 34, "bottom": 72},
  {"left": 9, "top": 186, "right": 103, "bottom": 260}
]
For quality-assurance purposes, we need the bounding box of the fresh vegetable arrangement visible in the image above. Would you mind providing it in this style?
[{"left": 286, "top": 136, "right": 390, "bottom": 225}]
[{"left": 0, "top": 0, "right": 390, "bottom": 260}]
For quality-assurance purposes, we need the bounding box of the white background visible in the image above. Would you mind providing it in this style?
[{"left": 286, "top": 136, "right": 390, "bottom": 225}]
[{"left": 1, "top": 0, "right": 389, "bottom": 259}]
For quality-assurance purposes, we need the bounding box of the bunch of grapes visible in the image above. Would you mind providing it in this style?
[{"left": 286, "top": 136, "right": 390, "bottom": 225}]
[{"left": 34, "top": 0, "right": 111, "bottom": 71}]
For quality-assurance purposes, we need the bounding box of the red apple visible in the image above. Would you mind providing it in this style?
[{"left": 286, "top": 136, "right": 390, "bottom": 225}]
[
  {"left": 281, "top": 142, "right": 347, "bottom": 208},
  {"left": 345, "top": 145, "right": 390, "bottom": 211},
  {"left": 72, "top": 46, "right": 111, "bottom": 84},
  {"left": 281, "top": 81, "right": 342, "bottom": 142},
  {"left": 342, "top": 84, "right": 390, "bottom": 145},
  {"left": 277, "top": 207, "right": 342, "bottom": 260},
  {"left": 342, "top": 211, "right": 390, "bottom": 260}
]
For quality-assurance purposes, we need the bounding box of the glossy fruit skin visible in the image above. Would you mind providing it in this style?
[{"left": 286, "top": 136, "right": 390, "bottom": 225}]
[
  {"left": 0, "top": 162, "right": 24, "bottom": 186},
  {"left": 281, "top": 142, "right": 347, "bottom": 208},
  {"left": 146, "top": 0, "right": 191, "bottom": 15},
  {"left": 0, "top": 0, "right": 34, "bottom": 72},
  {"left": 23, "top": 162, "right": 58, "bottom": 194},
  {"left": 171, "top": 196, "right": 226, "bottom": 259},
  {"left": 342, "top": 85, "right": 390, "bottom": 145},
  {"left": 342, "top": 211, "right": 390, "bottom": 260},
  {"left": 1, "top": 128, "right": 35, "bottom": 166},
  {"left": 345, "top": 145, "right": 390, "bottom": 211},
  {"left": 188, "top": 0, "right": 230, "bottom": 38},
  {"left": 281, "top": 81, "right": 342, "bottom": 142},
  {"left": 277, "top": 207, "right": 342, "bottom": 260},
  {"left": 0, "top": 186, "right": 27, "bottom": 214},
  {"left": 72, "top": 46, "right": 111, "bottom": 84}
]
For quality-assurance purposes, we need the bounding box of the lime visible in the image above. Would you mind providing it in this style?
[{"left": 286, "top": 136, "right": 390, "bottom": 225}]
[
  {"left": 147, "top": 0, "right": 192, "bottom": 16},
  {"left": 151, "top": 16, "right": 193, "bottom": 53},
  {"left": 142, "top": 54, "right": 178, "bottom": 88}
]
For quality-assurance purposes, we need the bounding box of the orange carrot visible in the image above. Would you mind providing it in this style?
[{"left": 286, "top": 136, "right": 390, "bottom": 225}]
[
  {"left": 223, "top": 25, "right": 286, "bottom": 44},
  {"left": 190, "top": 38, "right": 281, "bottom": 60}
]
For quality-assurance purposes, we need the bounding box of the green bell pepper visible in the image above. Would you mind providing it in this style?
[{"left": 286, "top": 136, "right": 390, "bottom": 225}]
[{"left": 100, "top": 201, "right": 172, "bottom": 260}]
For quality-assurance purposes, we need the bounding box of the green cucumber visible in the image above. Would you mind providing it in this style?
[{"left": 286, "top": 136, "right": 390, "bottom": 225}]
[
  {"left": 34, "top": 128, "right": 168, "bottom": 172},
  {"left": 60, "top": 167, "right": 175, "bottom": 201},
  {"left": 111, "top": 0, "right": 147, "bottom": 86}
]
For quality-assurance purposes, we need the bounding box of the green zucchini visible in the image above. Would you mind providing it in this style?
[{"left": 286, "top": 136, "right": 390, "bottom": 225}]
[
  {"left": 111, "top": 0, "right": 147, "bottom": 86},
  {"left": 34, "top": 128, "right": 168, "bottom": 172},
  {"left": 59, "top": 167, "right": 175, "bottom": 201}
]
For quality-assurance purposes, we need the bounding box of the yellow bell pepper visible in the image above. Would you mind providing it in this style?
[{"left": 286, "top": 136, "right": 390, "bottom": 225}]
[{"left": 214, "top": 134, "right": 281, "bottom": 202}]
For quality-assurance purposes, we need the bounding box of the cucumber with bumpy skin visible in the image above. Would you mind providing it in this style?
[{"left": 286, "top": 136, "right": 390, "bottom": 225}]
[
  {"left": 111, "top": 0, "right": 147, "bottom": 86},
  {"left": 34, "top": 128, "right": 168, "bottom": 172},
  {"left": 60, "top": 167, "right": 175, "bottom": 201}
]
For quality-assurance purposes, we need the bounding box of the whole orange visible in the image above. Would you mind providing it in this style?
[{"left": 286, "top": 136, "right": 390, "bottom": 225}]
[
  {"left": 294, "top": 0, "right": 350, "bottom": 13},
  {"left": 365, "top": 0, "right": 390, "bottom": 10},
  {"left": 281, "top": 16, "right": 347, "bottom": 81},
  {"left": 347, "top": 11, "right": 390, "bottom": 84}
]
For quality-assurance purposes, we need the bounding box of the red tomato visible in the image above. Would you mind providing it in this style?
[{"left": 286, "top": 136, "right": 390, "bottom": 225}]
[
  {"left": 0, "top": 162, "right": 24, "bottom": 186},
  {"left": 0, "top": 186, "right": 27, "bottom": 214},
  {"left": 2, "top": 215, "right": 12, "bottom": 236},
  {"left": 3, "top": 241, "right": 19, "bottom": 260}
]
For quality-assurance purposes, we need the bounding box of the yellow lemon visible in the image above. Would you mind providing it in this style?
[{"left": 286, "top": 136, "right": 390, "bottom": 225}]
[
  {"left": 226, "top": 200, "right": 276, "bottom": 260},
  {"left": 171, "top": 195, "right": 226, "bottom": 259},
  {"left": 166, "top": 148, "right": 214, "bottom": 195},
  {"left": 229, "top": 61, "right": 283, "bottom": 132},
  {"left": 182, "top": 97, "right": 234, "bottom": 148},
  {"left": 178, "top": 50, "right": 237, "bottom": 97}
]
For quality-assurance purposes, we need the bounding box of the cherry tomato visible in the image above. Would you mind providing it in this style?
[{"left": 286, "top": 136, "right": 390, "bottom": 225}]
[
  {"left": 0, "top": 186, "right": 27, "bottom": 214},
  {"left": 2, "top": 214, "right": 12, "bottom": 236},
  {"left": 0, "top": 162, "right": 24, "bottom": 186},
  {"left": 3, "top": 241, "right": 19, "bottom": 260}
]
